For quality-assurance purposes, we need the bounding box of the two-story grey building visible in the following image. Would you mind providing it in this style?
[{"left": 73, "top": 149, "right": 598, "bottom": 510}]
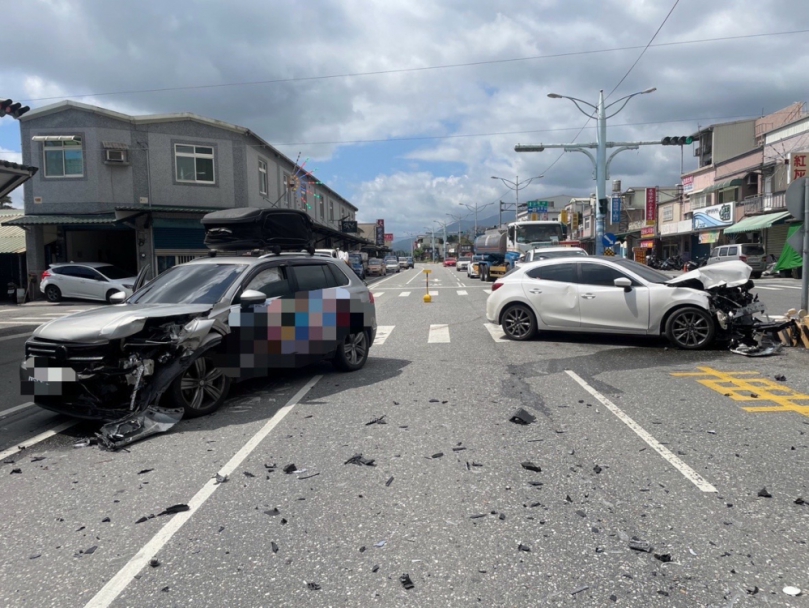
[{"left": 11, "top": 101, "right": 371, "bottom": 289}]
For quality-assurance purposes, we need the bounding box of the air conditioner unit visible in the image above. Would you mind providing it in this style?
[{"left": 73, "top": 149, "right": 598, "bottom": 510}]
[
  {"left": 105, "top": 149, "right": 126, "bottom": 163},
  {"left": 745, "top": 174, "right": 758, "bottom": 187}
]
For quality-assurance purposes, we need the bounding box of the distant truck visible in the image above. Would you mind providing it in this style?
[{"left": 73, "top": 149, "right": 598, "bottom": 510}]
[{"left": 473, "top": 220, "right": 575, "bottom": 282}]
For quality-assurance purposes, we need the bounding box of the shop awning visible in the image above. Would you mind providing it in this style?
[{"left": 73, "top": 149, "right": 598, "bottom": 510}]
[
  {"left": 723, "top": 211, "right": 791, "bottom": 235},
  {"left": 0, "top": 160, "right": 38, "bottom": 199},
  {"left": 5, "top": 213, "right": 119, "bottom": 226},
  {"left": 705, "top": 178, "right": 743, "bottom": 193}
]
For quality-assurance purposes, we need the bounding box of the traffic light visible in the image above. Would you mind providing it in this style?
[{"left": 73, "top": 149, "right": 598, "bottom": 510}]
[
  {"left": 661, "top": 136, "right": 694, "bottom": 146},
  {"left": 598, "top": 198, "right": 609, "bottom": 216},
  {"left": 0, "top": 99, "right": 30, "bottom": 119}
]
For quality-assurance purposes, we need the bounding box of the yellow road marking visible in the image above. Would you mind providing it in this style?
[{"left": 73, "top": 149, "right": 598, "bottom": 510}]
[{"left": 672, "top": 367, "right": 809, "bottom": 418}]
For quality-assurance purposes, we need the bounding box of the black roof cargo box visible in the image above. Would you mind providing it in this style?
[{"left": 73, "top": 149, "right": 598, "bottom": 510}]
[{"left": 202, "top": 208, "right": 315, "bottom": 252}]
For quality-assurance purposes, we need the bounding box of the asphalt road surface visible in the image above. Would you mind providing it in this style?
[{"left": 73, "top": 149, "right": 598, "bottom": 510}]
[{"left": 1, "top": 267, "right": 808, "bottom": 607}]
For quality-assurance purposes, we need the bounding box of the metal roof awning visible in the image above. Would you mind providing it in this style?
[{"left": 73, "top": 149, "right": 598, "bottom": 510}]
[
  {"left": 723, "top": 211, "right": 791, "bottom": 234},
  {"left": 705, "top": 178, "right": 743, "bottom": 194},
  {"left": 5, "top": 213, "right": 119, "bottom": 226},
  {"left": 0, "top": 160, "right": 39, "bottom": 199},
  {"left": 102, "top": 141, "right": 129, "bottom": 150}
]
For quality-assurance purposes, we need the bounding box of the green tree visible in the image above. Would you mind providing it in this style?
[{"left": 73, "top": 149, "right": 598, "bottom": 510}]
[{"left": 0, "top": 195, "right": 13, "bottom": 209}]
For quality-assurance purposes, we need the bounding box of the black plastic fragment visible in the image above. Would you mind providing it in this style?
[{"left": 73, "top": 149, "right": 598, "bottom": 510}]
[
  {"left": 149, "top": 558, "right": 160, "bottom": 568},
  {"left": 452, "top": 447, "right": 467, "bottom": 452},
  {"left": 135, "top": 515, "right": 156, "bottom": 524},
  {"left": 775, "top": 374, "right": 786, "bottom": 382},
  {"left": 528, "top": 481, "right": 543, "bottom": 487},
  {"left": 365, "top": 415, "right": 387, "bottom": 426},
  {"left": 521, "top": 461, "right": 541, "bottom": 473},
  {"left": 795, "top": 497, "right": 806, "bottom": 505},
  {"left": 429, "top": 399, "right": 439, "bottom": 403},
  {"left": 101, "top": 517, "right": 111, "bottom": 523},
  {"left": 243, "top": 471, "right": 256, "bottom": 478},
  {"left": 298, "top": 472, "right": 320, "bottom": 480},
  {"left": 158, "top": 504, "right": 190, "bottom": 516},
  {"left": 747, "top": 586, "right": 759, "bottom": 595},
  {"left": 386, "top": 476, "right": 394, "bottom": 487},
  {"left": 372, "top": 565, "right": 379, "bottom": 573},
  {"left": 344, "top": 453, "right": 376, "bottom": 467},
  {"left": 654, "top": 553, "right": 672, "bottom": 563},
  {"left": 472, "top": 462, "right": 483, "bottom": 467},
  {"left": 264, "top": 508, "right": 280, "bottom": 516},
  {"left": 359, "top": 546, "right": 366, "bottom": 553},
  {"left": 271, "top": 541, "right": 278, "bottom": 554},
  {"left": 10, "top": 468, "right": 21, "bottom": 474},
  {"left": 509, "top": 408, "right": 536, "bottom": 425},
  {"left": 499, "top": 513, "right": 506, "bottom": 520},
  {"left": 138, "top": 469, "right": 154, "bottom": 475},
  {"left": 306, "top": 582, "right": 321, "bottom": 591},
  {"left": 400, "top": 574, "right": 415, "bottom": 590},
  {"left": 571, "top": 585, "right": 589, "bottom": 595},
  {"left": 214, "top": 473, "right": 228, "bottom": 484},
  {"left": 280, "top": 518, "right": 287, "bottom": 525},
  {"left": 628, "top": 539, "right": 653, "bottom": 553},
  {"left": 283, "top": 464, "right": 297, "bottom": 474},
  {"left": 593, "top": 465, "right": 602, "bottom": 474},
  {"left": 161, "top": 586, "right": 170, "bottom": 593},
  {"left": 431, "top": 452, "right": 443, "bottom": 459},
  {"left": 31, "top": 456, "right": 46, "bottom": 463},
  {"left": 757, "top": 487, "right": 772, "bottom": 498},
  {"left": 518, "top": 543, "right": 531, "bottom": 552},
  {"left": 575, "top": 510, "right": 586, "bottom": 518},
  {"left": 84, "top": 546, "right": 98, "bottom": 555},
  {"left": 29, "top": 553, "right": 41, "bottom": 559},
  {"left": 470, "top": 514, "right": 487, "bottom": 519},
  {"left": 264, "top": 463, "right": 277, "bottom": 471}
]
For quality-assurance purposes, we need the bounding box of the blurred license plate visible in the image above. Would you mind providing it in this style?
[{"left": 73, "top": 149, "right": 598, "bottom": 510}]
[{"left": 734, "top": 302, "right": 766, "bottom": 316}]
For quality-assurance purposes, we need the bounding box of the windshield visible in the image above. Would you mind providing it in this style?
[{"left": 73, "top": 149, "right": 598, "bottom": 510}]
[
  {"left": 369, "top": 259, "right": 382, "bottom": 265},
  {"left": 96, "top": 265, "right": 133, "bottom": 280},
  {"left": 385, "top": 257, "right": 397, "bottom": 263},
  {"left": 610, "top": 258, "right": 670, "bottom": 283},
  {"left": 129, "top": 263, "right": 247, "bottom": 305},
  {"left": 515, "top": 224, "right": 564, "bottom": 244},
  {"left": 742, "top": 244, "right": 765, "bottom": 256}
]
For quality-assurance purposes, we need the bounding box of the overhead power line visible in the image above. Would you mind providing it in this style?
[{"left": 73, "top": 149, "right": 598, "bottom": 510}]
[{"left": 17, "top": 28, "right": 809, "bottom": 103}]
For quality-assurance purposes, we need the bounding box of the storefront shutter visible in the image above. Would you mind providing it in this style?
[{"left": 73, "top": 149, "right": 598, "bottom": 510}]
[
  {"left": 764, "top": 223, "right": 790, "bottom": 259},
  {"left": 152, "top": 218, "right": 207, "bottom": 250}
]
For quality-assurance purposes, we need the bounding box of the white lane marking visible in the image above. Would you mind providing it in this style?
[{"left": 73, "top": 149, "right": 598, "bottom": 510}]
[
  {"left": 0, "top": 420, "right": 78, "bottom": 461},
  {"left": 484, "top": 323, "right": 508, "bottom": 342},
  {"left": 428, "top": 324, "right": 450, "bottom": 343},
  {"left": 483, "top": 289, "right": 492, "bottom": 294},
  {"left": 368, "top": 273, "right": 400, "bottom": 288},
  {"left": 399, "top": 291, "right": 411, "bottom": 297},
  {"left": 429, "top": 290, "right": 438, "bottom": 296},
  {"left": 84, "top": 375, "right": 323, "bottom": 608},
  {"left": 0, "top": 331, "right": 33, "bottom": 342},
  {"left": 457, "top": 290, "right": 468, "bottom": 296},
  {"left": 373, "top": 326, "right": 395, "bottom": 345},
  {"left": 565, "top": 371, "right": 717, "bottom": 493},
  {"left": 0, "top": 402, "right": 35, "bottom": 418},
  {"left": 772, "top": 285, "right": 801, "bottom": 290},
  {"left": 406, "top": 271, "right": 425, "bottom": 285},
  {"left": 371, "top": 292, "right": 383, "bottom": 298},
  {"left": 753, "top": 286, "right": 780, "bottom": 290}
]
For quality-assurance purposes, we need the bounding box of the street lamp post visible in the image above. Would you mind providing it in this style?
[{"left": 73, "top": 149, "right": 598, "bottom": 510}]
[
  {"left": 460, "top": 201, "right": 495, "bottom": 239},
  {"left": 543, "top": 88, "right": 656, "bottom": 254},
  {"left": 446, "top": 212, "right": 470, "bottom": 254},
  {"left": 434, "top": 220, "right": 449, "bottom": 260},
  {"left": 491, "top": 175, "right": 544, "bottom": 223}
]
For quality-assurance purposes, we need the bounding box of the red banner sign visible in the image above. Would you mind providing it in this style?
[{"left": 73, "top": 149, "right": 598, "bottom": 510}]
[
  {"left": 645, "top": 187, "right": 658, "bottom": 223},
  {"left": 641, "top": 226, "right": 656, "bottom": 237}
]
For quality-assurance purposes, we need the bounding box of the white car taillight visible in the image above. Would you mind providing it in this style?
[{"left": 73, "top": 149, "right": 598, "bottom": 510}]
[
  {"left": 41, "top": 269, "right": 51, "bottom": 281},
  {"left": 492, "top": 281, "right": 503, "bottom": 291}
]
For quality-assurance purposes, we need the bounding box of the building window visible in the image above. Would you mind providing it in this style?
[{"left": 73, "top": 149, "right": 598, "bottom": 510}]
[
  {"left": 319, "top": 198, "right": 325, "bottom": 221},
  {"left": 258, "top": 159, "right": 268, "bottom": 195},
  {"left": 662, "top": 206, "right": 673, "bottom": 222},
  {"left": 329, "top": 200, "right": 334, "bottom": 224},
  {"left": 690, "top": 192, "right": 709, "bottom": 210},
  {"left": 43, "top": 138, "right": 84, "bottom": 178},
  {"left": 175, "top": 144, "right": 215, "bottom": 184}
]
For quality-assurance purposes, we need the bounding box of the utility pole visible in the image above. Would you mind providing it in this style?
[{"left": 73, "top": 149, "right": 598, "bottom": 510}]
[
  {"left": 491, "top": 175, "right": 543, "bottom": 225},
  {"left": 460, "top": 201, "right": 495, "bottom": 240},
  {"left": 518, "top": 88, "right": 656, "bottom": 255}
]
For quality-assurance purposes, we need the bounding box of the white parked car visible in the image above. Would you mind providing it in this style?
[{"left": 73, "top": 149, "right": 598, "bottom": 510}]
[
  {"left": 40, "top": 263, "right": 137, "bottom": 304},
  {"left": 456, "top": 256, "right": 473, "bottom": 272},
  {"left": 515, "top": 246, "right": 588, "bottom": 267},
  {"left": 467, "top": 260, "right": 480, "bottom": 279},
  {"left": 384, "top": 257, "right": 400, "bottom": 273},
  {"left": 486, "top": 258, "right": 762, "bottom": 350}
]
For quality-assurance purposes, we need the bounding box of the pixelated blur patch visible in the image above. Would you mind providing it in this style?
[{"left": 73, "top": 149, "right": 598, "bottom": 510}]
[
  {"left": 216, "top": 288, "right": 374, "bottom": 376},
  {"left": 21, "top": 357, "right": 77, "bottom": 396}
]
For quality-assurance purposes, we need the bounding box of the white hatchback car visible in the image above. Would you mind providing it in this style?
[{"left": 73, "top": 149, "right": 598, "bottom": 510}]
[
  {"left": 486, "top": 257, "right": 752, "bottom": 350},
  {"left": 40, "top": 263, "right": 137, "bottom": 303}
]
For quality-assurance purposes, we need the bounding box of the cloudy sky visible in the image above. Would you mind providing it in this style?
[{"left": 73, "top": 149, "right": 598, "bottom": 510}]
[{"left": 1, "top": 0, "right": 808, "bottom": 239}]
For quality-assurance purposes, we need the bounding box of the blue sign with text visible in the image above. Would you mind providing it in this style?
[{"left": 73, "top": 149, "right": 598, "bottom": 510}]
[{"left": 611, "top": 197, "right": 621, "bottom": 224}]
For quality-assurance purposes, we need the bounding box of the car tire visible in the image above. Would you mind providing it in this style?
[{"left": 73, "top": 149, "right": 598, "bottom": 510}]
[
  {"left": 501, "top": 304, "right": 537, "bottom": 341},
  {"left": 665, "top": 307, "right": 715, "bottom": 350},
  {"left": 44, "top": 284, "right": 62, "bottom": 302},
  {"left": 167, "top": 353, "right": 231, "bottom": 417},
  {"left": 333, "top": 330, "right": 369, "bottom": 372},
  {"left": 751, "top": 272, "right": 762, "bottom": 279}
]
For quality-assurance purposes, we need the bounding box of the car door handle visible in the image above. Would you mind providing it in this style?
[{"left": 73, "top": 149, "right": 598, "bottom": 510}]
[
  {"left": 581, "top": 294, "right": 596, "bottom": 299},
  {"left": 528, "top": 289, "right": 542, "bottom": 294}
]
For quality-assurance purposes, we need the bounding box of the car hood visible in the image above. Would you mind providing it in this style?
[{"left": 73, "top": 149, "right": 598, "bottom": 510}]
[
  {"left": 32, "top": 303, "right": 214, "bottom": 342},
  {"left": 665, "top": 261, "right": 751, "bottom": 289}
]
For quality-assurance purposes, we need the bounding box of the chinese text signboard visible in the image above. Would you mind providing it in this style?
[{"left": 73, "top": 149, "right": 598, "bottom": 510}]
[
  {"left": 611, "top": 196, "right": 621, "bottom": 224},
  {"left": 641, "top": 226, "right": 656, "bottom": 238},
  {"left": 692, "top": 202, "right": 734, "bottom": 231},
  {"left": 645, "top": 187, "right": 657, "bottom": 224},
  {"left": 789, "top": 152, "right": 808, "bottom": 183},
  {"left": 682, "top": 175, "right": 694, "bottom": 193},
  {"left": 375, "top": 219, "right": 385, "bottom": 246}
]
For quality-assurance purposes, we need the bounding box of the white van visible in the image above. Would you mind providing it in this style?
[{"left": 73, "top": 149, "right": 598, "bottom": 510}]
[{"left": 314, "top": 249, "right": 338, "bottom": 259}]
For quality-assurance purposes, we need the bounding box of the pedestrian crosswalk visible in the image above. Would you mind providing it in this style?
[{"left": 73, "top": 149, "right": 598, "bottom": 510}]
[
  {"left": 372, "top": 288, "right": 487, "bottom": 298},
  {"left": 371, "top": 323, "right": 512, "bottom": 346},
  {"left": 0, "top": 308, "right": 97, "bottom": 328}
]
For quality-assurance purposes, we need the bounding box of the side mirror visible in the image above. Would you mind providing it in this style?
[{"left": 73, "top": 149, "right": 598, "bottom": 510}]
[
  {"left": 239, "top": 289, "right": 267, "bottom": 307},
  {"left": 109, "top": 291, "right": 127, "bottom": 304},
  {"left": 614, "top": 277, "right": 632, "bottom": 292}
]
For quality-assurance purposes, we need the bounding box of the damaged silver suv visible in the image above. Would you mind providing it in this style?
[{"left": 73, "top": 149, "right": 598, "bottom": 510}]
[{"left": 21, "top": 254, "right": 376, "bottom": 448}]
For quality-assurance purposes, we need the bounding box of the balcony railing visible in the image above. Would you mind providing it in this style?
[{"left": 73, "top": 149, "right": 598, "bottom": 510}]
[{"left": 743, "top": 193, "right": 786, "bottom": 215}]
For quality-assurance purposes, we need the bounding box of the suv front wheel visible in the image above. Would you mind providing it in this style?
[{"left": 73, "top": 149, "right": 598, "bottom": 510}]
[{"left": 168, "top": 353, "right": 231, "bottom": 417}]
